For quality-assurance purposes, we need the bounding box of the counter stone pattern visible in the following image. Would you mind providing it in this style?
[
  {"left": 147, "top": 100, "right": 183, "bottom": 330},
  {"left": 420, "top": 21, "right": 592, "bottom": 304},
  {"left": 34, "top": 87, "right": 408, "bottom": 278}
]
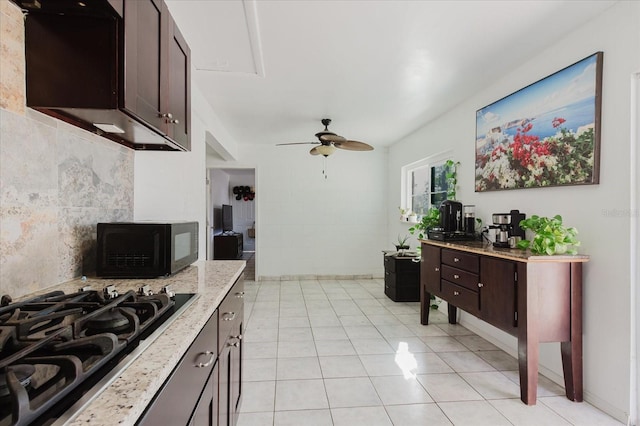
[
  {"left": 420, "top": 239, "right": 589, "bottom": 263},
  {"left": 14, "top": 260, "right": 245, "bottom": 426}
]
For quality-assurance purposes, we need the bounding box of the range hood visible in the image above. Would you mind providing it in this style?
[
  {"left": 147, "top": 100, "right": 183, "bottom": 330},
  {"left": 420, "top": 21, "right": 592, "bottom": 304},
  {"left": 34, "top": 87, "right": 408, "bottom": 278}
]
[{"left": 13, "top": 0, "right": 191, "bottom": 151}]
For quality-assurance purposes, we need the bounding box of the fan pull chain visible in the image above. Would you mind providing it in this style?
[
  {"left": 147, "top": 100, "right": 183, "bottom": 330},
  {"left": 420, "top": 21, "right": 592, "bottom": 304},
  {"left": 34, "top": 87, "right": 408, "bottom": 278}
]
[{"left": 322, "top": 156, "right": 328, "bottom": 179}]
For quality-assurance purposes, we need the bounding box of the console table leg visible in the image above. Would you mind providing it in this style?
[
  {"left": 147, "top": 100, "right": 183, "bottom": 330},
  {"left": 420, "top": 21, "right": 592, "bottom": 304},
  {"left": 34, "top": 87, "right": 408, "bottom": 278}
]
[
  {"left": 561, "top": 263, "right": 583, "bottom": 401},
  {"left": 421, "top": 291, "right": 431, "bottom": 325},
  {"left": 448, "top": 304, "right": 457, "bottom": 324},
  {"left": 518, "top": 263, "right": 538, "bottom": 405}
]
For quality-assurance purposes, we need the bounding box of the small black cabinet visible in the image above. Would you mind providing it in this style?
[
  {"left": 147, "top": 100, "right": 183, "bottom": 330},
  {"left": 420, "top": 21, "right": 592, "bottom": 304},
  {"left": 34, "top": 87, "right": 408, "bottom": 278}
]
[
  {"left": 383, "top": 252, "right": 420, "bottom": 302},
  {"left": 214, "top": 233, "right": 243, "bottom": 260}
]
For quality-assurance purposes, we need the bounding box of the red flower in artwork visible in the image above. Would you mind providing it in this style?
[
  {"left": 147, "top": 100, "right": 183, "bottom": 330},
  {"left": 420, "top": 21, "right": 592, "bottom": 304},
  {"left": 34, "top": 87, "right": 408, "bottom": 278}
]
[{"left": 552, "top": 117, "right": 566, "bottom": 128}]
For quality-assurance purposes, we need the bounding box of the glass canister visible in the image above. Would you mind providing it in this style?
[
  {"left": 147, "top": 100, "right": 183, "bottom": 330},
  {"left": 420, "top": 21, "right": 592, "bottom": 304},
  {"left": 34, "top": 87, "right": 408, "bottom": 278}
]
[{"left": 463, "top": 205, "right": 476, "bottom": 233}]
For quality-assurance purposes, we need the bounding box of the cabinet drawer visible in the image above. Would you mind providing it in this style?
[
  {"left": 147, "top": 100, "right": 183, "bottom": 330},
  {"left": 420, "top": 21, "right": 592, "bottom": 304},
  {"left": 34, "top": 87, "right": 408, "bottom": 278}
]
[
  {"left": 395, "top": 258, "right": 420, "bottom": 274},
  {"left": 442, "top": 249, "right": 479, "bottom": 273},
  {"left": 384, "top": 255, "right": 396, "bottom": 272},
  {"left": 441, "top": 280, "right": 479, "bottom": 315},
  {"left": 441, "top": 265, "right": 479, "bottom": 291},
  {"left": 384, "top": 272, "right": 397, "bottom": 289},
  {"left": 218, "top": 277, "right": 245, "bottom": 352}
]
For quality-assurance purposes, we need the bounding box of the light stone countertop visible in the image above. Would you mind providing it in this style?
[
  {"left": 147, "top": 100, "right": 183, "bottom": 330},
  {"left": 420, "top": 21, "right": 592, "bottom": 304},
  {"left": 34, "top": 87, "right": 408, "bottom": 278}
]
[
  {"left": 420, "top": 239, "right": 589, "bottom": 263},
  {"left": 15, "top": 260, "right": 246, "bottom": 426}
]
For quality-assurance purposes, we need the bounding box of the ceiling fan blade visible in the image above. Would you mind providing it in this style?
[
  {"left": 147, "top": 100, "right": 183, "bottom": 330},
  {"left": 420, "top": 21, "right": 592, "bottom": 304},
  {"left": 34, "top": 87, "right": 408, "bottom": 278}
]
[
  {"left": 310, "top": 147, "right": 321, "bottom": 156},
  {"left": 318, "top": 133, "right": 347, "bottom": 143},
  {"left": 333, "top": 140, "right": 374, "bottom": 151},
  {"left": 276, "top": 142, "right": 320, "bottom": 146}
]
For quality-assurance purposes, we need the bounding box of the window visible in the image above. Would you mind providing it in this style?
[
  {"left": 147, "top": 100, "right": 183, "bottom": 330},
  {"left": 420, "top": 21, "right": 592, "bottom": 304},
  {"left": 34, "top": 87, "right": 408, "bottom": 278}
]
[{"left": 402, "top": 152, "right": 452, "bottom": 217}]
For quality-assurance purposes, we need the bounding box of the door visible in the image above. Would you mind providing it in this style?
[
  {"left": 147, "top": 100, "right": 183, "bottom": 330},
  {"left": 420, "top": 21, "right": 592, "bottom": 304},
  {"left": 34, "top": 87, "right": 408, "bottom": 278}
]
[
  {"left": 162, "top": 8, "right": 191, "bottom": 150},
  {"left": 123, "top": 0, "right": 165, "bottom": 131},
  {"left": 479, "top": 257, "right": 517, "bottom": 333}
]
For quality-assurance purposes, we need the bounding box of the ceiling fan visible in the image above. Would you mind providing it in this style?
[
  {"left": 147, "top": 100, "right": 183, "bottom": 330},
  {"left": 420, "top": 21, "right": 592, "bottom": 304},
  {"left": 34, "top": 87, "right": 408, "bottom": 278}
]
[{"left": 276, "top": 118, "right": 374, "bottom": 157}]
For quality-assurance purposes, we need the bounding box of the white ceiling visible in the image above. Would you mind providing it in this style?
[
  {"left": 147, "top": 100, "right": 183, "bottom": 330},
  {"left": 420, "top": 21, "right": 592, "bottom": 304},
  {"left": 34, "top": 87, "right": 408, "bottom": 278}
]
[{"left": 166, "top": 0, "right": 616, "bottom": 151}]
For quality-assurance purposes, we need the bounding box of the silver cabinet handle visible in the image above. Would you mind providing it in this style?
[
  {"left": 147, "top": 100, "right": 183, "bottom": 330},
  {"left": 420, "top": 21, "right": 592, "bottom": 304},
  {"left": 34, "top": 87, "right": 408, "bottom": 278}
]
[
  {"left": 228, "top": 340, "right": 240, "bottom": 348},
  {"left": 195, "top": 351, "right": 215, "bottom": 368},
  {"left": 235, "top": 291, "right": 245, "bottom": 298},
  {"left": 222, "top": 312, "right": 236, "bottom": 321},
  {"left": 435, "top": 267, "right": 440, "bottom": 272},
  {"left": 453, "top": 291, "right": 460, "bottom": 296},
  {"left": 453, "top": 274, "right": 460, "bottom": 279},
  {"left": 478, "top": 283, "right": 484, "bottom": 288},
  {"left": 454, "top": 257, "right": 460, "bottom": 263}
]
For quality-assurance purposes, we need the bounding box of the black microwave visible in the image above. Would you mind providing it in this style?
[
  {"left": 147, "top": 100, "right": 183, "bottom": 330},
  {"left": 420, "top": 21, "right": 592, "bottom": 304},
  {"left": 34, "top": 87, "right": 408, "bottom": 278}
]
[{"left": 96, "top": 222, "right": 198, "bottom": 278}]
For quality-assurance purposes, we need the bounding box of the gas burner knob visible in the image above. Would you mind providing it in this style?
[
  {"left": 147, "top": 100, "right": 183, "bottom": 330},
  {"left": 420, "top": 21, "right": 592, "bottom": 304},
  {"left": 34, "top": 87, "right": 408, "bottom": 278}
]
[
  {"left": 161, "top": 285, "right": 175, "bottom": 298},
  {"left": 103, "top": 285, "right": 119, "bottom": 299},
  {"left": 1, "top": 295, "right": 12, "bottom": 307},
  {"left": 138, "top": 285, "right": 153, "bottom": 296}
]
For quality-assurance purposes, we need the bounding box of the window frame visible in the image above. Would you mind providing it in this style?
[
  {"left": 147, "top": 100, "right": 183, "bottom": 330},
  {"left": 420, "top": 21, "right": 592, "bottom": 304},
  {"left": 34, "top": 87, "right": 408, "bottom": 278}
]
[{"left": 401, "top": 150, "right": 453, "bottom": 219}]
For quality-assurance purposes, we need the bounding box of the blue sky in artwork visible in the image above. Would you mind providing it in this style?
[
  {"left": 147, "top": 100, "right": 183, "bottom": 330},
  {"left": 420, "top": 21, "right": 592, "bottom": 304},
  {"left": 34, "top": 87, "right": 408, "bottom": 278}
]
[{"left": 476, "top": 54, "right": 599, "bottom": 137}]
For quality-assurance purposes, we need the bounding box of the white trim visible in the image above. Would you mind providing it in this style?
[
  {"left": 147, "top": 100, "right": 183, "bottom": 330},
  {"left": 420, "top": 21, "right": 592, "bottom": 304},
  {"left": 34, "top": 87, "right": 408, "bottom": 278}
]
[{"left": 631, "top": 70, "right": 640, "bottom": 426}]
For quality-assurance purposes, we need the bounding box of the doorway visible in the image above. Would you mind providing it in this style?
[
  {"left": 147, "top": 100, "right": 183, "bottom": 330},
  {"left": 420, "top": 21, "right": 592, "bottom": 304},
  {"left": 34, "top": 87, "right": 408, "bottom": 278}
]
[{"left": 207, "top": 167, "right": 256, "bottom": 281}]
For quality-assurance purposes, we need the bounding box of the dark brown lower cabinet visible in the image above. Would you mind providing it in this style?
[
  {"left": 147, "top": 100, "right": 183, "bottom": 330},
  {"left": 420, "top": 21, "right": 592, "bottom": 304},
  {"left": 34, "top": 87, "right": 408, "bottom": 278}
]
[
  {"left": 138, "top": 274, "right": 244, "bottom": 426},
  {"left": 218, "top": 275, "right": 244, "bottom": 426},
  {"left": 137, "top": 310, "right": 218, "bottom": 425},
  {"left": 420, "top": 240, "right": 587, "bottom": 406}
]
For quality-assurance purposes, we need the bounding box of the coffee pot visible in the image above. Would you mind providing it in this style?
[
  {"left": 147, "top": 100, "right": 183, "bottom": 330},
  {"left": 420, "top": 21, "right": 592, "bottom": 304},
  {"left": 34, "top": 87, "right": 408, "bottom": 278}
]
[{"left": 491, "top": 210, "right": 526, "bottom": 248}]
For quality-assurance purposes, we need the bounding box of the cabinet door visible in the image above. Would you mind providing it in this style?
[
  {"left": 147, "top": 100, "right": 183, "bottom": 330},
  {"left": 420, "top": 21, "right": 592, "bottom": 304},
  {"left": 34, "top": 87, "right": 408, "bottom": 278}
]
[
  {"left": 162, "top": 8, "right": 191, "bottom": 150},
  {"left": 189, "top": 361, "right": 218, "bottom": 426},
  {"left": 421, "top": 244, "right": 441, "bottom": 294},
  {"left": 229, "top": 320, "right": 243, "bottom": 426},
  {"left": 218, "top": 345, "right": 231, "bottom": 426},
  {"left": 479, "top": 257, "right": 517, "bottom": 333},
  {"left": 123, "top": 0, "right": 165, "bottom": 131}
]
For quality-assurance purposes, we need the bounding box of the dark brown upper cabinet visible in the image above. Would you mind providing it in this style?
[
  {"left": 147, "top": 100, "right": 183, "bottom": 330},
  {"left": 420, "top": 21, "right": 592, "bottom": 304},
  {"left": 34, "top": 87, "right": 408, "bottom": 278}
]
[{"left": 16, "top": 0, "right": 191, "bottom": 151}]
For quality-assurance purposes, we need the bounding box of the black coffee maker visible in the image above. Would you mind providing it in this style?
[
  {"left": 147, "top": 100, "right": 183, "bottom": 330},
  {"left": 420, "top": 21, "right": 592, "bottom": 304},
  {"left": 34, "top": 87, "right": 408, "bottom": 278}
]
[
  {"left": 439, "top": 201, "right": 463, "bottom": 233},
  {"left": 491, "top": 209, "right": 526, "bottom": 248}
]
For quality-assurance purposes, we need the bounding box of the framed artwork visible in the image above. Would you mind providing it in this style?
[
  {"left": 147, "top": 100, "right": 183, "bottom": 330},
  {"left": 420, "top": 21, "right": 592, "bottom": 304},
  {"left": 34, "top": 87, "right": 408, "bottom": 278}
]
[{"left": 475, "top": 52, "right": 603, "bottom": 192}]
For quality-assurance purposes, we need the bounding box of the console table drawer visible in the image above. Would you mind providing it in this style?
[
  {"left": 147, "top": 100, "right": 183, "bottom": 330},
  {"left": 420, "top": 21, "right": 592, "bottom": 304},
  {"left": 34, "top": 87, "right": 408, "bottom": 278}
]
[
  {"left": 442, "top": 249, "right": 479, "bottom": 273},
  {"left": 441, "top": 265, "right": 479, "bottom": 291},
  {"left": 441, "top": 280, "right": 479, "bottom": 314}
]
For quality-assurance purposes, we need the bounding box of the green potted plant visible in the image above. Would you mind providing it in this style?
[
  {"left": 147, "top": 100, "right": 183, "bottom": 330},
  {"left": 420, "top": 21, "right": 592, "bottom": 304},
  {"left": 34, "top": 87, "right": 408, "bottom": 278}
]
[
  {"left": 408, "top": 207, "right": 440, "bottom": 240},
  {"left": 395, "top": 234, "right": 410, "bottom": 255},
  {"left": 445, "top": 159, "right": 461, "bottom": 200},
  {"left": 516, "top": 215, "right": 580, "bottom": 255},
  {"left": 398, "top": 207, "right": 408, "bottom": 221}
]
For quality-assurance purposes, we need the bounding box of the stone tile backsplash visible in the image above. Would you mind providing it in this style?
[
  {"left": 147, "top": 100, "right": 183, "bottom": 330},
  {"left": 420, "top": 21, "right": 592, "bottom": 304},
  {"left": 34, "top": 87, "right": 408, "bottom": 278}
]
[{"left": 0, "top": 1, "right": 134, "bottom": 298}]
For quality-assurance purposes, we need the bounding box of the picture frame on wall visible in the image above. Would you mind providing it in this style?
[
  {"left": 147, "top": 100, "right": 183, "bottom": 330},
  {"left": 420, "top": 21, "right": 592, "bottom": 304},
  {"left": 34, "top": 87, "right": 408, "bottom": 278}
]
[{"left": 475, "top": 52, "right": 603, "bottom": 192}]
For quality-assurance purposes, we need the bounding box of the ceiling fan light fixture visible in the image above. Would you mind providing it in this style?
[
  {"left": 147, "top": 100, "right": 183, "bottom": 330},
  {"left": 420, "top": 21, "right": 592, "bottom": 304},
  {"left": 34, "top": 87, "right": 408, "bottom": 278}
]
[{"left": 315, "top": 144, "right": 336, "bottom": 156}]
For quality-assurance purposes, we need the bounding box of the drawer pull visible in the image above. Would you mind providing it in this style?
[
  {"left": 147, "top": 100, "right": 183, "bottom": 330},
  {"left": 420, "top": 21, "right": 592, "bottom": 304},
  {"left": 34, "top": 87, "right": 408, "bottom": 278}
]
[
  {"left": 454, "top": 257, "right": 460, "bottom": 263},
  {"left": 453, "top": 274, "right": 460, "bottom": 279},
  {"left": 195, "top": 350, "right": 216, "bottom": 368},
  {"left": 235, "top": 291, "right": 245, "bottom": 298},
  {"left": 478, "top": 283, "right": 484, "bottom": 288},
  {"left": 453, "top": 291, "right": 460, "bottom": 296},
  {"left": 435, "top": 267, "right": 440, "bottom": 272},
  {"left": 222, "top": 311, "right": 236, "bottom": 321}
]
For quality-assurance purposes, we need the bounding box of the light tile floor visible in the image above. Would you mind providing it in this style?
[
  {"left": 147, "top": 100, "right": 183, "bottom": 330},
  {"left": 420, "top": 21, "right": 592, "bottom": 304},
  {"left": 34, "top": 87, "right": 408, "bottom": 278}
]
[{"left": 237, "top": 279, "right": 623, "bottom": 426}]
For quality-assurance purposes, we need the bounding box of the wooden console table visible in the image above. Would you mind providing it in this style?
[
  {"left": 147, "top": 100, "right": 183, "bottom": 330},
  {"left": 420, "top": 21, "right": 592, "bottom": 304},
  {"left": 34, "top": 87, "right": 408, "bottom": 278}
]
[{"left": 420, "top": 239, "right": 588, "bottom": 405}]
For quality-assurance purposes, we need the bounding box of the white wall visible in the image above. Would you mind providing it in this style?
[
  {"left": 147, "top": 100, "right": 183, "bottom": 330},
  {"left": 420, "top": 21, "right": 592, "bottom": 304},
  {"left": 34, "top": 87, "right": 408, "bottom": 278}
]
[
  {"left": 209, "top": 144, "right": 388, "bottom": 280},
  {"left": 388, "top": 2, "right": 639, "bottom": 421}
]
